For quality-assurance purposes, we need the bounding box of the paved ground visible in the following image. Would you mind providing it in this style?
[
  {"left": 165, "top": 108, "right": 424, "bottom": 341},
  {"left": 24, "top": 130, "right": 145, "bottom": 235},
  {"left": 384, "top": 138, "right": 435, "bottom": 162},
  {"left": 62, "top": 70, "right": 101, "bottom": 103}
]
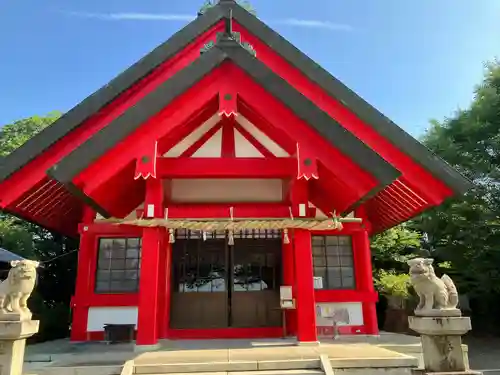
[
  {"left": 464, "top": 336, "right": 500, "bottom": 373},
  {"left": 23, "top": 333, "right": 500, "bottom": 373}
]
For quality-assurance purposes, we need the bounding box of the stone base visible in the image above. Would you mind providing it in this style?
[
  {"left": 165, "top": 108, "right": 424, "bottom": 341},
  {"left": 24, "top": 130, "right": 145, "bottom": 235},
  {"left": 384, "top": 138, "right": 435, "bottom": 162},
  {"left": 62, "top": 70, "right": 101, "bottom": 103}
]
[
  {"left": 408, "top": 316, "right": 473, "bottom": 374},
  {"left": 414, "top": 308, "right": 462, "bottom": 317},
  {"left": 134, "top": 343, "right": 161, "bottom": 352},
  {"left": 296, "top": 341, "right": 321, "bottom": 346},
  {"left": 0, "top": 311, "right": 32, "bottom": 322},
  {"left": 409, "top": 316, "right": 471, "bottom": 336},
  {"left": 0, "top": 320, "right": 39, "bottom": 375},
  {"left": 0, "top": 319, "right": 39, "bottom": 341},
  {"left": 412, "top": 370, "right": 482, "bottom": 375}
]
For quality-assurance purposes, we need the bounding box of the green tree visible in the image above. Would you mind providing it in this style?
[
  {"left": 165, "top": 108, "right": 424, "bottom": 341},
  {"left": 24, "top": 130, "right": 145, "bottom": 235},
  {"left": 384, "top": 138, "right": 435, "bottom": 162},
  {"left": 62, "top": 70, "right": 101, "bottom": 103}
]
[
  {"left": 0, "top": 112, "right": 76, "bottom": 342},
  {"left": 0, "top": 111, "right": 61, "bottom": 156},
  {"left": 371, "top": 224, "right": 422, "bottom": 273},
  {"left": 413, "top": 60, "right": 500, "bottom": 298}
]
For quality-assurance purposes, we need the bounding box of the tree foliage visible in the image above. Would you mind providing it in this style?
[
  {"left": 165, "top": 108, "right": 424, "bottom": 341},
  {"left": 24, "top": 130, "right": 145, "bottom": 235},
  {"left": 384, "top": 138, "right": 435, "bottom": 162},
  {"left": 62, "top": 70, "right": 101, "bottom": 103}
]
[
  {"left": 0, "top": 111, "right": 61, "bottom": 156},
  {"left": 0, "top": 113, "right": 75, "bottom": 342},
  {"left": 413, "top": 61, "right": 500, "bottom": 298}
]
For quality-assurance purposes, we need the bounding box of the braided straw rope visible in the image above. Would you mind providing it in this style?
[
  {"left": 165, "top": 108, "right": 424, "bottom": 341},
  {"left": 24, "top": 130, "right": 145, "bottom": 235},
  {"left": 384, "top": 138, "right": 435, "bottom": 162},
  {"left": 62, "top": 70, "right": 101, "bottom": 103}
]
[{"left": 100, "top": 216, "right": 362, "bottom": 231}]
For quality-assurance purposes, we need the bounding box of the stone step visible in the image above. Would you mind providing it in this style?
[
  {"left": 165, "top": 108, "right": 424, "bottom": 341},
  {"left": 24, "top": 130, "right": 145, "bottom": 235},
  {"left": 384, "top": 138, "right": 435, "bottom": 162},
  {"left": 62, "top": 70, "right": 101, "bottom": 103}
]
[
  {"left": 134, "top": 360, "right": 321, "bottom": 374},
  {"left": 142, "top": 371, "right": 324, "bottom": 375}
]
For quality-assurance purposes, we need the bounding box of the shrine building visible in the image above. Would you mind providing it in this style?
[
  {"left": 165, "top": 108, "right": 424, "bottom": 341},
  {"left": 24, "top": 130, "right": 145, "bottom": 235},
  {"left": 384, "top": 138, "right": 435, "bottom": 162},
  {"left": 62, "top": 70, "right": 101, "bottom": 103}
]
[{"left": 0, "top": 0, "right": 470, "bottom": 349}]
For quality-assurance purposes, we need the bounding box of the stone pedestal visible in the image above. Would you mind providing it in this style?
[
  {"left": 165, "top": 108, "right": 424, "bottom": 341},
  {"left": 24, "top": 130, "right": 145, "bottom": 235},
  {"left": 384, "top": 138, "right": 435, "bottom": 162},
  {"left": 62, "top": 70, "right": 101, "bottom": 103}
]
[
  {"left": 409, "top": 315, "right": 481, "bottom": 375},
  {"left": 0, "top": 318, "right": 39, "bottom": 375}
]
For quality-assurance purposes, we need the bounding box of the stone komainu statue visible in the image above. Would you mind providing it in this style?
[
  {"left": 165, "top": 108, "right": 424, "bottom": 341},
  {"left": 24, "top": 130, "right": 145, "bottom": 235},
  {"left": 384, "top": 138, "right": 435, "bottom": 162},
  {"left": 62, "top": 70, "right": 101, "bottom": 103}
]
[
  {"left": 407, "top": 257, "right": 459, "bottom": 313},
  {"left": 0, "top": 260, "right": 39, "bottom": 318}
]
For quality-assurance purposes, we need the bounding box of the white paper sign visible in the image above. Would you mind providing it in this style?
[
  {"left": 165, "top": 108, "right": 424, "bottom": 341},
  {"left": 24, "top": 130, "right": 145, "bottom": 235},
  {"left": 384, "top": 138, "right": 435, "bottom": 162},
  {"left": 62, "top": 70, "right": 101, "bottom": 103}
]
[
  {"left": 280, "top": 286, "right": 293, "bottom": 300},
  {"left": 313, "top": 276, "right": 323, "bottom": 289}
]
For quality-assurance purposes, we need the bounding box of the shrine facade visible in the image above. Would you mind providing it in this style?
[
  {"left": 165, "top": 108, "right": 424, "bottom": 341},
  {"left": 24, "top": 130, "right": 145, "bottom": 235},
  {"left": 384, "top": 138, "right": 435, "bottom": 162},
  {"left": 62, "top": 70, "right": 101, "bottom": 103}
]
[{"left": 0, "top": 0, "right": 470, "bottom": 348}]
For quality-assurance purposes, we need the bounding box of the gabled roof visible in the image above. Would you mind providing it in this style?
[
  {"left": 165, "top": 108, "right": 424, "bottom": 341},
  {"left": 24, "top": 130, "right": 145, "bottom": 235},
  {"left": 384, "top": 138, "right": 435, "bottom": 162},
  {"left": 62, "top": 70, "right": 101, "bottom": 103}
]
[
  {"left": 48, "top": 40, "right": 400, "bottom": 187},
  {"left": 0, "top": 0, "right": 470, "bottom": 197},
  {"left": 47, "top": 39, "right": 401, "bottom": 217}
]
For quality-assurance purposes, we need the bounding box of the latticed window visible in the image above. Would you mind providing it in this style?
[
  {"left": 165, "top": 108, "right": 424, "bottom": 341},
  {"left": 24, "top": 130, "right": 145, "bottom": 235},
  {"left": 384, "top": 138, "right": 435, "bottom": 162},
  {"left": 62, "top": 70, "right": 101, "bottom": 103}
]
[
  {"left": 312, "top": 236, "right": 355, "bottom": 290},
  {"left": 95, "top": 238, "right": 142, "bottom": 293}
]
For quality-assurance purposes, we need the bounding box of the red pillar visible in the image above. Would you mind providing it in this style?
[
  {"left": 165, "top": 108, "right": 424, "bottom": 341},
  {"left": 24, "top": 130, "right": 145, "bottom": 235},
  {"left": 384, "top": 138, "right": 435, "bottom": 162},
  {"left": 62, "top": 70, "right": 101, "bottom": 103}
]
[
  {"left": 70, "top": 206, "right": 95, "bottom": 342},
  {"left": 157, "top": 236, "right": 172, "bottom": 339},
  {"left": 136, "top": 178, "right": 164, "bottom": 347},
  {"left": 282, "top": 232, "right": 296, "bottom": 335},
  {"left": 293, "top": 229, "right": 318, "bottom": 344},
  {"left": 352, "top": 229, "right": 379, "bottom": 335}
]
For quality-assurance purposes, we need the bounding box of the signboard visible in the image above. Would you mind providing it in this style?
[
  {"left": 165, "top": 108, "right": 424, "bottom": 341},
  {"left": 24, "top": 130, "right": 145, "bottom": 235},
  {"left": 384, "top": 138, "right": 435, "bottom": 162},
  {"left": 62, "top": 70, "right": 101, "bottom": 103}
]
[
  {"left": 280, "top": 299, "right": 295, "bottom": 309},
  {"left": 313, "top": 276, "right": 323, "bottom": 289},
  {"left": 280, "top": 286, "right": 293, "bottom": 301},
  {"left": 279, "top": 285, "right": 295, "bottom": 309}
]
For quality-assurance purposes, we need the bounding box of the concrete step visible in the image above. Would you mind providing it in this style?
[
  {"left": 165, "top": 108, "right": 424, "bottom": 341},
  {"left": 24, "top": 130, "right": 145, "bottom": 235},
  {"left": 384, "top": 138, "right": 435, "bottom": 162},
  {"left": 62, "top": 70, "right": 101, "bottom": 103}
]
[
  {"left": 142, "top": 371, "right": 324, "bottom": 375},
  {"left": 133, "top": 360, "right": 321, "bottom": 374}
]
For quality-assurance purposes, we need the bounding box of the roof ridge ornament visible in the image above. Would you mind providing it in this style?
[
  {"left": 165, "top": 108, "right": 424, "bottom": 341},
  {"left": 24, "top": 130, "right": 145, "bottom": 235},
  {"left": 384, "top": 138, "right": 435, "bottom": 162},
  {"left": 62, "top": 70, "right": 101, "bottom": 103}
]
[{"left": 200, "top": 8, "right": 257, "bottom": 56}]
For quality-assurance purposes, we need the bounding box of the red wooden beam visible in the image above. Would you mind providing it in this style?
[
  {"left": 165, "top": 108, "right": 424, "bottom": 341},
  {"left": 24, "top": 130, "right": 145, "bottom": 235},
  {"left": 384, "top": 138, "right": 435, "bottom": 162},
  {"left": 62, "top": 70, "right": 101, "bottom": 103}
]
[
  {"left": 181, "top": 121, "right": 223, "bottom": 157},
  {"left": 233, "top": 121, "right": 275, "bottom": 158},
  {"left": 156, "top": 157, "right": 296, "bottom": 178},
  {"left": 221, "top": 117, "right": 236, "bottom": 158},
  {"left": 158, "top": 203, "right": 292, "bottom": 219},
  {"left": 238, "top": 101, "right": 296, "bottom": 155},
  {"left": 158, "top": 96, "right": 219, "bottom": 155}
]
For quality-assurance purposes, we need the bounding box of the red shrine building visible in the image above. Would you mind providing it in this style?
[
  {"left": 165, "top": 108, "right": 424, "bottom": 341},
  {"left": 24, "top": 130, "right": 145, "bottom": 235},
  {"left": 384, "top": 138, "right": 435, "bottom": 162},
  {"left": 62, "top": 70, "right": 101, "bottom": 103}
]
[{"left": 0, "top": 0, "right": 469, "bottom": 348}]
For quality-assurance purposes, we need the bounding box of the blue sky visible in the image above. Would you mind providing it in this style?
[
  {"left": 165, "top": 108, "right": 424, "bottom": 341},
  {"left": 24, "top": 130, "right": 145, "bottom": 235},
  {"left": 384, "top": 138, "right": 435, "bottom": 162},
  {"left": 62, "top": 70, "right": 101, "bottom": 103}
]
[{"left": 1, "top": 0, "right": 499, "bottom": 137}]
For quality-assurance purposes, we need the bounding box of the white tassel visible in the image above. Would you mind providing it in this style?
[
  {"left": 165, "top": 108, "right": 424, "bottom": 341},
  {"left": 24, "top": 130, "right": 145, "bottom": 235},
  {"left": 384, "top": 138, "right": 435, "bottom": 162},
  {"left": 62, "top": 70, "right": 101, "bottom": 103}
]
[
  {"left": 283, "top": 229, "right": 290, "bottom": 244},
  {"left": 228, "top": 230, "right": 234, "bottom": 245},
  {"left": 202, "top": 231, "right": 207, "bottom": 241},
  {"left": 169, "top": 228, "right": 175, "bottom": 243}
]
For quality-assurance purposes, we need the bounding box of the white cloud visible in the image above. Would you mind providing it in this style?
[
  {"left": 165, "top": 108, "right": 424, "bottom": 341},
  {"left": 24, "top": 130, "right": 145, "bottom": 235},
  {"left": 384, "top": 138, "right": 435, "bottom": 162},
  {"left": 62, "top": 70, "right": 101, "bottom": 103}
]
[
  {"left": 64, "top": 11, "right": 195, "bottom": 22},
  {"left": 271, "top": 18, "right": 353, "bottom": 31},
  {"left": 62, "top": 11, "right": 352, "bottom": 32}
]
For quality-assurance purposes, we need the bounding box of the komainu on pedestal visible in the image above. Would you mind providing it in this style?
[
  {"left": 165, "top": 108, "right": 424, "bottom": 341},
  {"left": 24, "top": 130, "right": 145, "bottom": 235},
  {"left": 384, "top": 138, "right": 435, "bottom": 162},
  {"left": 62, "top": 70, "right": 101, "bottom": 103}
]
[
  {"left": 407, "top": 257, "right": 482, "bottom": 375},
  {"left": 408, "top": 257, "right": 460, "bottom": 317},
  {"left": 0, "top": 260, "right": 39, "bottom": 321},
  {"left": 0, "top": 260, "right": 40, "bottom": 375}
]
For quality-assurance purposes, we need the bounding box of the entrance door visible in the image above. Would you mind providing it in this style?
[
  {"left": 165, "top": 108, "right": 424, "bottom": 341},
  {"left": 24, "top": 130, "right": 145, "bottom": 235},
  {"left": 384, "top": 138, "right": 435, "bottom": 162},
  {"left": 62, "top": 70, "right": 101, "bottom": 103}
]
[
  {"left": 230, "top": 232, "right": 282, "bottom": 328},
  {"left": 170, "top": 229, "right": 282, "bottom": 330},
  {"left": 170, "top": 230, "right": 228, "bottom": 329}
]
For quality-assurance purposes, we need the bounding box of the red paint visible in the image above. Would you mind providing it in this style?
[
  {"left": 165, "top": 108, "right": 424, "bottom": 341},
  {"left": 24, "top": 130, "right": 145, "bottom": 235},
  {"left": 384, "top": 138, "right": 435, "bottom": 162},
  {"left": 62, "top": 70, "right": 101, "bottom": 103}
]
[
  {"left": 0, "top": 22, "right": 225, "bottom": 209},
  {"left": 296, "top": 143, "right": 318, "bottom": 180},
  {"left": 134, "top": 141, "right": 158, "bottom": 179},
  {"left": 233, "top": 121, "right": 275, "bottom": 158},
  {"left": 158, "top": 203, "right": 294, "bottom": 219},
  {"left": 167, "top": 327, "right": 283, "bottom": 340},
  {"left": 238, "top": 101, "right": 296, "bottom": 155},
  {"left": 181, "top": 121, "right": 223, "bottom": 157},
  {"left": 86, "top": 327, "right": 282, "bottom": 341},
  {"left": 156, "top": 157, "right": 295, "bottom": 178},
  {"left": 218, "top": 82, "right": 238, "bottom": 116},
  {"left": 79, "top": 68, "right": 226, "bottom": 195},
  {"left": 232, "top": 22, "right": 453, "bottom": 204},
  {"left": 70, "top": 207, "right": 95, "bottom": 341},
  {"left": 317, "top": 325, "right": 367, "bottom": 336},
  {"left": 352, "top": 229, "right": 379, "bottom": 335},
  {"left": 293, "top": 229, "right": 318, "bottom": 343},
  {"left": 158, "top": 96, "right": 219, "bottom": 155},
  {"left": 220, "top": 116, "right": 236, "bottom": 158},
  {"left": 136, "top": 227, "right": 162, "bottom": 346},
  {"left": 282, "top": 235, "right": 296, "bottom": 335}
]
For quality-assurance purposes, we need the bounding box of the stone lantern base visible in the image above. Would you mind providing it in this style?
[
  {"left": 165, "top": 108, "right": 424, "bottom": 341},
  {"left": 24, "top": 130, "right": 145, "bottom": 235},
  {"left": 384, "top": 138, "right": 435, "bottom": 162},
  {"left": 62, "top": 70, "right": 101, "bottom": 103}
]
[
  {"left": 0, "top": 317, "right": 39, "bottom": 375},
  {"left": 409, "top": 315, "right": 482, "bottom": 375}
]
